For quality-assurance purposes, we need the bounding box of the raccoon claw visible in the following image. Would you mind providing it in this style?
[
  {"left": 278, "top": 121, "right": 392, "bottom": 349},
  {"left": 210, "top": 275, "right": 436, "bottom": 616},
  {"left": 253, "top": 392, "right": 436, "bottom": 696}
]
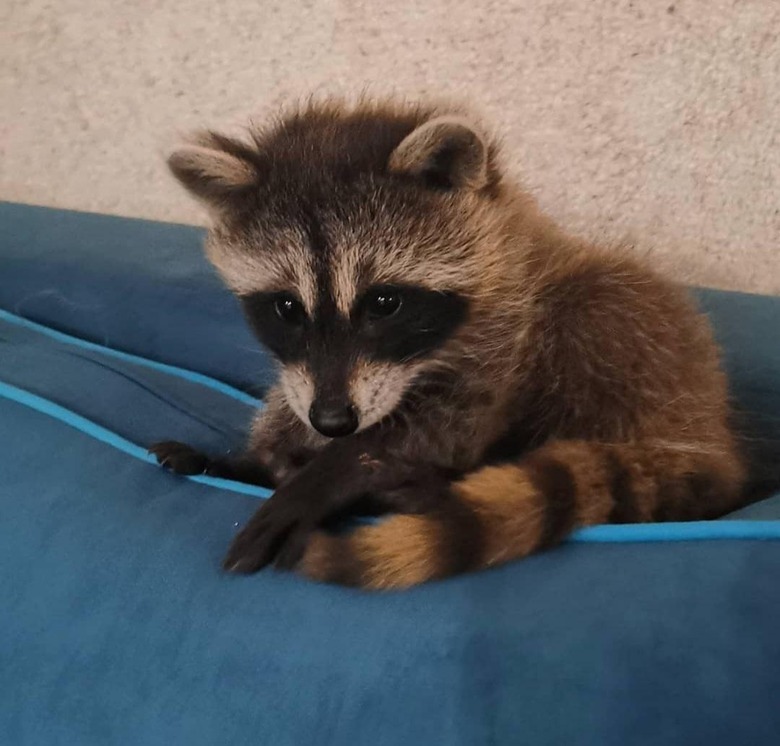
[
  {"left": 223, "top": 509, "right": 292, "bottom": 574},
  {"left": 149, "top": 441, "right": 209, "bottom": 475},
  {"left": 223, "top": 556, "right": 259, "bottom": 574},
  {"left": 222, "top": 537, "right": 279, "bottom": 575},
  {"left": 222, "top": 533, "right": 271, "bottom": 575},
  {"left": 224, "top": 528, "right": 311, "bottom": 574},
  {"left": 222, "top": 490, "right": 319, "bottom": 575}
]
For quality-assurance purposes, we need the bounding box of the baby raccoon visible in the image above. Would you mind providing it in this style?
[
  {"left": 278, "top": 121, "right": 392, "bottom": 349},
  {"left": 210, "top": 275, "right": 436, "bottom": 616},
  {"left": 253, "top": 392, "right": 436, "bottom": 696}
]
[{"left": 150, "top": 98, "right": 746, "bottom": 589}]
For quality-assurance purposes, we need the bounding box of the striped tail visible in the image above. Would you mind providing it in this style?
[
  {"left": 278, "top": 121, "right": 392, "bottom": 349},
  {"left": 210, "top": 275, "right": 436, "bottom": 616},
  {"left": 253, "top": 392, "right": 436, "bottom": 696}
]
[{"left": 298, "top": 439, "right": 744, "bottom": 590}]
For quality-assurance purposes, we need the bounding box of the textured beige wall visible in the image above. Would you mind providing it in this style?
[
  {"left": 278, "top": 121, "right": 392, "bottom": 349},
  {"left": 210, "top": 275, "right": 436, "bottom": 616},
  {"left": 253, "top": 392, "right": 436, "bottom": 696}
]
[{"left": 2, "top": 0, "right": 778, "bottom": 293}]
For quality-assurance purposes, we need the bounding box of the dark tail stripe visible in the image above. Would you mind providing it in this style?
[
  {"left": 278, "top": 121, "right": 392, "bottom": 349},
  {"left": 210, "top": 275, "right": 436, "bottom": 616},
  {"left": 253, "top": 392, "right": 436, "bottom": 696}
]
[
  {"left": 434, "top": 497, "right": 486, "bottom": 578},
  {"left": 525, "top": 455, "right": 578, "bottom": 549},
  {"left": 685, "top": 472, "right": 727, "bottom": 520},
  {"left": 653, "top": 470, "right": 682, "bottom": 522},
  {"left": 656, "top": 470, "right": 724, "bottom": 522},
  {"left": 653, "top": 461, "right": 729, "bottom": 523},
  {"left": 605, "top": 448, "right": 640, "bottom": 524}
]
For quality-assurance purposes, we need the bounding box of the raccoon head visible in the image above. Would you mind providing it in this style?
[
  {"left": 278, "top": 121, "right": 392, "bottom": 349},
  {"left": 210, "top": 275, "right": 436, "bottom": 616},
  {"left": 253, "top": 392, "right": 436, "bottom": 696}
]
[{"left": 168, "top": 101, "right": 503, "bottom": 438}]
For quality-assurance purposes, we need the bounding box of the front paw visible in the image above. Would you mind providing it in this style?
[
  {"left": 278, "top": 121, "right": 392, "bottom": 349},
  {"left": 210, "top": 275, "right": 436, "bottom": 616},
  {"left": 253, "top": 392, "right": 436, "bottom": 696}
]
[
  {"left": 223, "top": 473, "right": 454, "bottom": 578},
  {"left": 223, "top": 496, "right": 314, "bottom": 574},
  {"left": 149, "top": 441, "right": 209, "bottom": 475}
]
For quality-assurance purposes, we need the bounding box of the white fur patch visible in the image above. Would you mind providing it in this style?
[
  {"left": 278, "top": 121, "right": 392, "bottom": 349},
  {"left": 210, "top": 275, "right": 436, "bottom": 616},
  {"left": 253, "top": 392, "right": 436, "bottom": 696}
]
[
  {"left": 330, "top": 239, "right": 361, "bottom": 316},
  {"left": 206, "top": 226, "right": 318, "bottom": 313},
  {"left": 279, "top": 364, "right": 315, "bottom": 426},
  {"left": 349, "top": 359, "right": 423, "bottom": 430}
]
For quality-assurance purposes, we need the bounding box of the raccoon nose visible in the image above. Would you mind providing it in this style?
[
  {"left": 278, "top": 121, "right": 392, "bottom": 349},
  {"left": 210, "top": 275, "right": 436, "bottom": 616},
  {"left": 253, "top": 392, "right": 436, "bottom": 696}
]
[{"left": 309, "top": 401, "right": 359, "bottom": 438}]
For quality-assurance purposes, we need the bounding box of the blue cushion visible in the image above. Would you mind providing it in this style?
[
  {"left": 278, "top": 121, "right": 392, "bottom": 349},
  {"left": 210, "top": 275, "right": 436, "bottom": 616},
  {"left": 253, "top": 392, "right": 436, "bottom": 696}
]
[{"left": 1, "top": 202, "right": 779, "bottom": 745}]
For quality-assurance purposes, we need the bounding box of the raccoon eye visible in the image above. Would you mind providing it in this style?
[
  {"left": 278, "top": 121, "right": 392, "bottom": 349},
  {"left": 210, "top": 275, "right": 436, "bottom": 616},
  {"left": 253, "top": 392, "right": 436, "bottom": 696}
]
[
  {"left": 364, "top": 288, "right": 402, "bottom": 319},
  {"left": 274, "top": 295, "right": 305, "bottom": 325}
]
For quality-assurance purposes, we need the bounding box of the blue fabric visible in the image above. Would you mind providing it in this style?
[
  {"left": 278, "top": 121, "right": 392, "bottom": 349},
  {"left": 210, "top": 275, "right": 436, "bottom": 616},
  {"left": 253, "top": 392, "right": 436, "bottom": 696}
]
[
  {"left": 1, "top": 202, "right": 779, "bottom": 745},
  {"left": 0, "top": 203, "right": 273, "bottom": 395}
]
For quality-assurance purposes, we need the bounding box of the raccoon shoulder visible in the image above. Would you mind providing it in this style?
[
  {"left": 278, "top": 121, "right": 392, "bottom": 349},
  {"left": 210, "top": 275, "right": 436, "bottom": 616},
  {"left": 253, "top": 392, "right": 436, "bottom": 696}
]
[{"left": 515, "top": 242, "right": 723, "bottom": 441}]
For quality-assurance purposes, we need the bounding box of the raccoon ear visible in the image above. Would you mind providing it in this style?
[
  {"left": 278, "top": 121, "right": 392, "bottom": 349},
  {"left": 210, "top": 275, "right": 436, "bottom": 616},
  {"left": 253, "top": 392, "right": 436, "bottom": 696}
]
[
  {"left": 388, "top": 116, "right": 489, "bottom": 191},
  {"left": 167, "top": 132, "right": 260, "bottom": 207}
]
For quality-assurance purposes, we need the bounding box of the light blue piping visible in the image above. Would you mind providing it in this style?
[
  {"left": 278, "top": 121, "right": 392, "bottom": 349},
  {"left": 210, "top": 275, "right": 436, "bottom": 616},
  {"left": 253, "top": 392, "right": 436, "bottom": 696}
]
[
  {"left": 0, "top": 308, "right": 261, "bottom": 407},
  {"left": 570, "top": 520, "right": 780, "bottom": 542},
  {"left": 1, "top": 379, "right": 779, "bottom": 542},
  {"left": 0, "top": 380, "right": 272, "bottom": 499}
]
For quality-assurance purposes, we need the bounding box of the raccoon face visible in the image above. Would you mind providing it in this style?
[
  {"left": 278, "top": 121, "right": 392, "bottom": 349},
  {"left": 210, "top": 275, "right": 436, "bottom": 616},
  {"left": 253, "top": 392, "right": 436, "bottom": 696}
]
[
  {"left": 240, "top": 281, "right": 468, "bottom": 436},
  {"left": 168, "top": 101, "right": 499, "bottom": 436},
  {"left": 228, "top": 186, "right": 478, "bottom": 436}
]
